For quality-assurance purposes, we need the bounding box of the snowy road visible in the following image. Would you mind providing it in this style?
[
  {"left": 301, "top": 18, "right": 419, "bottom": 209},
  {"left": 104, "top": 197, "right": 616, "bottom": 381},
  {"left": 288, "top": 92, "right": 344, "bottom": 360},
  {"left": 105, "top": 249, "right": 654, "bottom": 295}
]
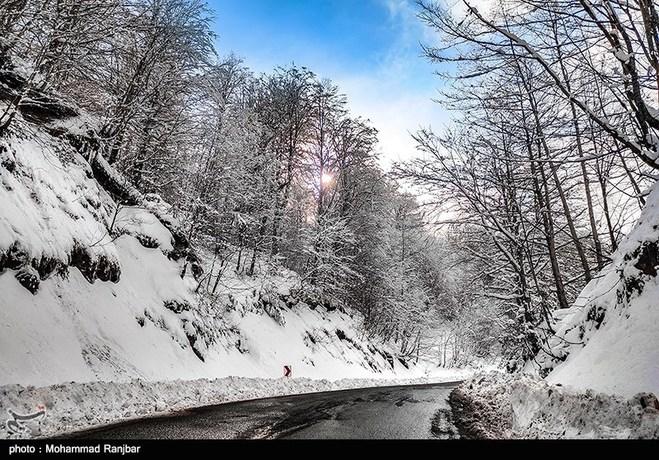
[{"left": 68, "top": 382, "right": 461, "bottom": 439}]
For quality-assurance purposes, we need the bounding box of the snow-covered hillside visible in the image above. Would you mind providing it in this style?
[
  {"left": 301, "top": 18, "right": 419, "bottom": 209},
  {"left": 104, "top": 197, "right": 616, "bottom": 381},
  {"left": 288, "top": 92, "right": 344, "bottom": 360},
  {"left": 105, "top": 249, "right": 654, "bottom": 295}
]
[
  {"left": 0, "top": 115, "right": 449, "bottom": 388},
  {"left": 532, "top": 184, "right": 659, "bottom": 397}
]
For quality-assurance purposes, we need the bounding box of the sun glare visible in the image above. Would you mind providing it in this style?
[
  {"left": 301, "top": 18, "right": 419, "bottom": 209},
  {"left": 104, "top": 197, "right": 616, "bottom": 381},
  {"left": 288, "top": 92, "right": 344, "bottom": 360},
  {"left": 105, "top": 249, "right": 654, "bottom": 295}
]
[{"left": 321, "top": 172, "right": 334, "bottom": 185}]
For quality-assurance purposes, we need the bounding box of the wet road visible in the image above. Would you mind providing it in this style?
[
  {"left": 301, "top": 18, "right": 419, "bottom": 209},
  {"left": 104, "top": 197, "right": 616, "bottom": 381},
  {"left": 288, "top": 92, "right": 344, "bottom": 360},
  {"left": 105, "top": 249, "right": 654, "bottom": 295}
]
[{"left": 70, "top": 382, "right": 461, "bottom": 439}]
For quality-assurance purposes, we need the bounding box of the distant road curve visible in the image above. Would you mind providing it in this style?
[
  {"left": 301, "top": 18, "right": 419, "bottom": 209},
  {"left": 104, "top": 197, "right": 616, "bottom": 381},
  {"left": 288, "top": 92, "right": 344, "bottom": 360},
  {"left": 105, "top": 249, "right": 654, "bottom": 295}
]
[{"left": 68, "top": 381, "right": 462, "bottom": 439}]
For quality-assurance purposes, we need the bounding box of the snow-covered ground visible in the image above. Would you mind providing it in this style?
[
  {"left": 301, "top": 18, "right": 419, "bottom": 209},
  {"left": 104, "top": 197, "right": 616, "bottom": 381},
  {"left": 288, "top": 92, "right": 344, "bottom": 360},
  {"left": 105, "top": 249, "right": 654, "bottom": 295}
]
[
  {"left": 448, "top": 183, "right": 659, "bottom": 440},
  {"left": 5, "top": 63, "right": 657, "bottom": 440},
  {"left": 0, "top": 224, "right": 459, "bottom": 386},
  {"left": 452, "top": 372, "right": 659, "bottom": 439}
]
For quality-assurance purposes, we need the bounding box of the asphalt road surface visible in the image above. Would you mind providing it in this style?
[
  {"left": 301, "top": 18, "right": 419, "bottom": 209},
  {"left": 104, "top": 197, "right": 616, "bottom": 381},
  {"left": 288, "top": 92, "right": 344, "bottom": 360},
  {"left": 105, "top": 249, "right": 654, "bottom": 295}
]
[{"left": 70, "top": 381, "right": 461, "bottom": 439}]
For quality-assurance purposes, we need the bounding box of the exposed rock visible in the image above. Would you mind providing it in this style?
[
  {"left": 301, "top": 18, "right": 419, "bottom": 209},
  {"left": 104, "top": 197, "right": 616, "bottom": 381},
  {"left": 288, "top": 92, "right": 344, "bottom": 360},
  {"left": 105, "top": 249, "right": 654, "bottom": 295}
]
[
  {"left": 1, "top": 241, "right": 30, "bottom": 271},
  {"left": 634, "top": 241, "right": 658, "bottom": 277},
  {"left": 69, "top": 243, "right": 120, "bottom": 283},
  {"left": 335, "top": 329, "right": 347, "bottom": 341},
  {"left": 377, "top": 349, "right": 395, "bottom": 369},
  {"left": 621, "top": 241, "right": 659, "bottom": 299},
  {"left": 135, "top": 233, "right": 159, "bottom": 249},
  {"left": 31, "top": 255, "right": 61, "bottom": 280},
  {"left": 95, "top": 253, "right": 120, "bottom": 283},
  {"left": 0, "top": 67, "right": 78, "bottom": 124},
  {"left": 15, "top": 266, "right": 39, "bottom": 294}
]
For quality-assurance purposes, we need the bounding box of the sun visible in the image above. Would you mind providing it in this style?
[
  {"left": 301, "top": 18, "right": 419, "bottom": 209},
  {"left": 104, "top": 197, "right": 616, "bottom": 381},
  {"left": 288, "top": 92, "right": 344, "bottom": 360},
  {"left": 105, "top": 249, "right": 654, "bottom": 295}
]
[{"left": 321, "top": 172, "right": 334, "bottom": 186}]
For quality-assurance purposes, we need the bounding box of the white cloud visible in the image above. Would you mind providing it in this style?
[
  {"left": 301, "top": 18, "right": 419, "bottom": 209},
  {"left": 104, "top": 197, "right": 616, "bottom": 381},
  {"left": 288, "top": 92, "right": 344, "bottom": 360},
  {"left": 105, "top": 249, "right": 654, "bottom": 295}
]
[
  {"left": 331, "top": 0, "right": 453, "bottom": 170},
  {"left": 342, "top": 0, "right": 499, "bottom": 170},
  {"left": 337, "top": 74, "right": 450, "bottom": 169}
]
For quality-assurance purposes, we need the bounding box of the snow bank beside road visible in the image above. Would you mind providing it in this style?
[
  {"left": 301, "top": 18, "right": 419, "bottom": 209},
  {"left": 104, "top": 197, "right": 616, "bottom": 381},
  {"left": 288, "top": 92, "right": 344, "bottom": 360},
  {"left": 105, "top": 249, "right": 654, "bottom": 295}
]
[
  {"left": 450, "top": 372, "right": 659, "bottom": 439},
  {"left": 0, "top": 372, "right": 470, "bottom": 439}
]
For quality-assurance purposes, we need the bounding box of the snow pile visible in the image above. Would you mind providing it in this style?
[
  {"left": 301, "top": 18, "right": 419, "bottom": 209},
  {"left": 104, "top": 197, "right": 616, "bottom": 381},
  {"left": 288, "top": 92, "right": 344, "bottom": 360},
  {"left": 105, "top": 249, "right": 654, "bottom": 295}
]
[
  {"left": 0, "top": 373, "right": 469, "bottom": 439},
  {"left": 533, "top": 183, "right": 659, "bottom": 397},
  {"left": 450, "top": 372, "right": 659, "bottom": 439}
]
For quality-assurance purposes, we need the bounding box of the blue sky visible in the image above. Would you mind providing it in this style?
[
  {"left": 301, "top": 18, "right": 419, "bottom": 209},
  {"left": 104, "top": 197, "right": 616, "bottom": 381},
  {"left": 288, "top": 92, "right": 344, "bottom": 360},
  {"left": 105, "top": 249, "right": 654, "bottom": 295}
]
[{"left": 207, "top": 0, "right": 456, "bottom": 168}]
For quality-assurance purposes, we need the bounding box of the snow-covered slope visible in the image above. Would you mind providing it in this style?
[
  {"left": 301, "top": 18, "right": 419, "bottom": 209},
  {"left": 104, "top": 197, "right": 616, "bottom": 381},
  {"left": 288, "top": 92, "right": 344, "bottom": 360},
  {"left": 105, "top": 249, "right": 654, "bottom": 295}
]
[
  {"left": 0, "top": 114, "right": 443, "bottom": 389},
  {"left": 533, "top": 184, "right": 659, "bottom": 397}
]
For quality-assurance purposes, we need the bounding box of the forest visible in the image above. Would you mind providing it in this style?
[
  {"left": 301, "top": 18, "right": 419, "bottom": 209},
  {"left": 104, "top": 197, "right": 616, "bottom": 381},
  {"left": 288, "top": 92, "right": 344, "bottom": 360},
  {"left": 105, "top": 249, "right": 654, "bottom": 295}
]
[
  {"left": 399, "top": 0, "right": 659, "bottom": 370},
  {"left": 0, "top": 0, "right": 460, "bottom": 365}
]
